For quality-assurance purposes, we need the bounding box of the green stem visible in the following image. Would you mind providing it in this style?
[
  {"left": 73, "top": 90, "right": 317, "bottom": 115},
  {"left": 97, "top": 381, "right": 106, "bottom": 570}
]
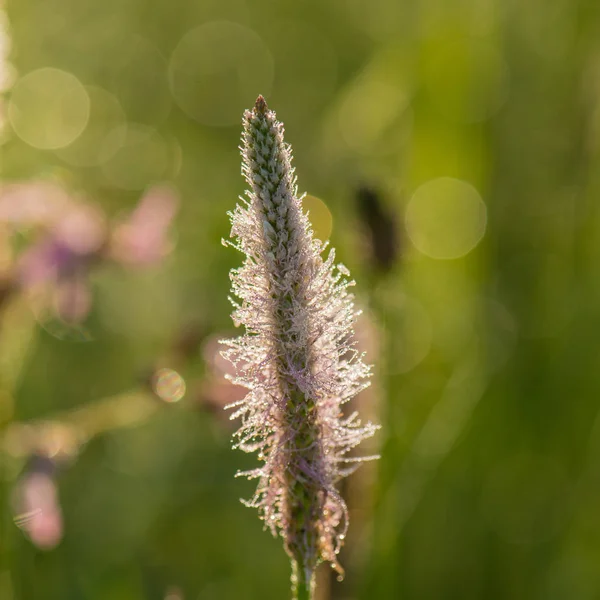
[{"left": 293, "top": 560, "right": 314, "bottom": 600}]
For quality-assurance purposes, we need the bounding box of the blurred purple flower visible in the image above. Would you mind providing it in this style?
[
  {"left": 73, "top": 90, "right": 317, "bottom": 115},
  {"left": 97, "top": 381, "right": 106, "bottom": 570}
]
[
  {"left": 16, "top": 203, "right": 105, "bottom": 324},
  {"left": 0, "top": 181, "right": 179, "bottom": 324}
]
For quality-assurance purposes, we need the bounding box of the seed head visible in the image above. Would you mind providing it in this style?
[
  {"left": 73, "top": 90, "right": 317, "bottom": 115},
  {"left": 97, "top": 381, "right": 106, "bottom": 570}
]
[{"left": 222, "top": 96, "right": 379, "bottom": 594}]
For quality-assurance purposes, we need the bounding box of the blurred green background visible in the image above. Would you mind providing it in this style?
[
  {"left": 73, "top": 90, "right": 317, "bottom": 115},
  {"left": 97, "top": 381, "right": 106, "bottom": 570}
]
[{"left": 2, "top": 0, "right": 600, "bottom": 598}]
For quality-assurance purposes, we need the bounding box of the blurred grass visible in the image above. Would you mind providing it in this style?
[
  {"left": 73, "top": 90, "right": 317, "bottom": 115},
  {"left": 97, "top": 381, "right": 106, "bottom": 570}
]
[{"left": 2, "top": 0, "right": 600, "bottom": 598}]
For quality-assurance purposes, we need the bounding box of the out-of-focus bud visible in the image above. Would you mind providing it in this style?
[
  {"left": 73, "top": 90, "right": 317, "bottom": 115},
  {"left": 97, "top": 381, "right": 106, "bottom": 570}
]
[
  {"left": 12, "top": 455, "right": 63, "bottom": 550},
  {"left": 356, "top": 185, "right": 400, "bottom": 273},
  {"left": 172, "top": 322, "right": 205, "bottom": 363}
]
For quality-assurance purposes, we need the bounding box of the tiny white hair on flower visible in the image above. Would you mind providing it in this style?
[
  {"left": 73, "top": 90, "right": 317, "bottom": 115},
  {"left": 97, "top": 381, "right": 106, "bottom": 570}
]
[{"left": 222, "top": 95, "right": 379, "bottom": 599}]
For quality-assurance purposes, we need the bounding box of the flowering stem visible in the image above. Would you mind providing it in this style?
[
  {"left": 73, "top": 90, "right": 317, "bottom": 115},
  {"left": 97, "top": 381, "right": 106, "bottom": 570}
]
[{"left": 224, "top": 95, "right": 379, "bottom": 600}]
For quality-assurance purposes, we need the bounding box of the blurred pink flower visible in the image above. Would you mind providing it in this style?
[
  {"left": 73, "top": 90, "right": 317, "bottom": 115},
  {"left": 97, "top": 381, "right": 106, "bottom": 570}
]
[
  {"left": 12, "top": 455, "right": 63, "bottom": 550},
  {"left": 110, "top": 184, "right": 178, "bottom": 267},
  {"left": 0, "top": 180, "right": 74, "bottom": 227},
  {"left": 195, "top": 333, "right": 246, "bottom": 424}
]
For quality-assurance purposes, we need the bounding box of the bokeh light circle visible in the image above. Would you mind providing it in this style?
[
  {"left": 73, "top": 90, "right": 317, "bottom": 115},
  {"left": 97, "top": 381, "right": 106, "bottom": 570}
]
[
  {"left": 338, "top": 78, "right": 410, "bottom": 154},
  {"left": 405, "top": 177, "right": 487, "bottom": 259},
  {"left": 152, "top": 368, "right": 186, "bottom": 403},
  {"left": 112, "top": 36, "right": 171, "bottom": 126},
  {"left": 0, "top": 99, "right": 11, "bottom": 145},
  {"left": 8, "top": 68, "right": 90, "bottom": 149},
  {"left": 100, "top": 124, "right": 168, "bottom": 190},
  {"left": 54, "top": 86, "right": 126, "bottom": 167},
  {"left": 168, "top": 21, "right": 274, "bottom": 126}
]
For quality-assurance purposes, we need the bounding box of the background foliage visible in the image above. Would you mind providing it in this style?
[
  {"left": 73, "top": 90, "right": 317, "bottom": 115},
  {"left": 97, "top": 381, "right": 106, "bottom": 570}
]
[{"left": 2, "top": 0, "right": 600, "bottom": 598}]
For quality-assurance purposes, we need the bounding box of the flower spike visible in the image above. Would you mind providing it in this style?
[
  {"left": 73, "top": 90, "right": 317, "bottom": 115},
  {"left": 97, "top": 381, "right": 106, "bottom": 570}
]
[{"left": 222, "top": 96, "right": 379, "bottom": 599}]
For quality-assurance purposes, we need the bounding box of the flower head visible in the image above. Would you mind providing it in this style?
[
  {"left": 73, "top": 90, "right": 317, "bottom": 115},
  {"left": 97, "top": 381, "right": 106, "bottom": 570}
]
[
  {"left": 12, "top": 455, "right": 63, "bottom": 550},
  {"left": 0, "top": 181, "right": 179, "bottom": 324},
  {"left": 223, "top": 96, "right": 378, "bottom": 596}
]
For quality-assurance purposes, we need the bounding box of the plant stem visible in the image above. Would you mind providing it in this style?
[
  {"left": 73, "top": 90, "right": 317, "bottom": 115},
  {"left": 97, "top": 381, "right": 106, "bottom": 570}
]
[{"left": 293, "top": 560, "right": 314, "bottom": 600}]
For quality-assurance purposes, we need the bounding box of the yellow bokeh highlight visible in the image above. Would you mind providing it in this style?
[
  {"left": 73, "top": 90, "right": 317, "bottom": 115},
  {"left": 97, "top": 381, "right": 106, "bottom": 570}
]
[
  {"left": 100, "top": 124, "right": 167, "bottom": 190},
  {"left": 337, "top": 66, "right": 410, "bottom": 154},
  {"left": 303, "top": 195, "right": 333, "bottom": 241},
  {"left": 8, "top": 68, "right": 90, "bottom": 149},
  {"left": 405, "top": 177, "right": 487, "bottom": 260},
  {"left": 54, "top": 86, "right": 126, "bottom": 167}
]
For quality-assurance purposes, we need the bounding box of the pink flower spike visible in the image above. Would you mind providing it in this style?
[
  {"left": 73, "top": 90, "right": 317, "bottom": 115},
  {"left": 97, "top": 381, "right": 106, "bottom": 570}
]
[{"left": 222, "top": 96, "right": 379, "bottom": 599}]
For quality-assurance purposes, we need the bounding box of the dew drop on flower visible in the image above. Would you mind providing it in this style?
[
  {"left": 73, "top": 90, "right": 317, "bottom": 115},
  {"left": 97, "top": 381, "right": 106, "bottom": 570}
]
[{"left": 338, "top": 263, "right": 350, "bottom": 277}]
